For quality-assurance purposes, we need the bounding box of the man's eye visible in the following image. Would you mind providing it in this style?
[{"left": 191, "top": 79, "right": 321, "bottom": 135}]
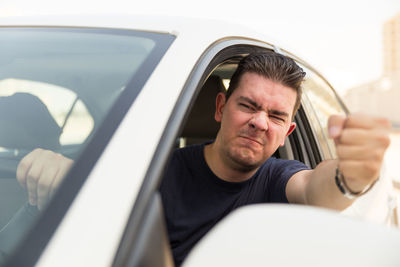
[
  {"left": 239, "top": 103, "right": 252, "bottom": 110},
  {"left": 271, "top": 116, "right": 285, "bottom": 122}
]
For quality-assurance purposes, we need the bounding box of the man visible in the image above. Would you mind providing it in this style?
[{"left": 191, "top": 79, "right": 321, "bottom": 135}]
[
  {"left": 157, "top": 52, "right": 391, "bottom": 265},
  {"left": 16, "top": 52, "right": 391, "bottom": 266}
]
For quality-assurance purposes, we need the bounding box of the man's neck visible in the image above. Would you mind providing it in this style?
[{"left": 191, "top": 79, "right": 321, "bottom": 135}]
[{"left": 203, "top": 142, "right": 258, "bottom": 183}]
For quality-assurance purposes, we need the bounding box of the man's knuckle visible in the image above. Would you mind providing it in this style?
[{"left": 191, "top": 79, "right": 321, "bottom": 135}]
[
  {"left": 379, "top": 134, "right": 391, "bottom": 148},
  {"left": 27, "top": 172, "right": 39, "bottom": 183},
  {"left": 346, "top": 114, "right": 356, "bottom": 123},
  {"left": 363, "top": 161, "right": 379, "bottom": 175},
  {"left": 18, "top": 157, "right": 31, "bottom": 171},
  {"left": 38, "top": 179, "right": 49, "bottom": 190},
  {"left": 373, "top": 150, "right": 382, "bottom": 161},
  {"left": 338, "top": 131, "right": 349, "bottom": 143},
  {"left": 335, "top": 145, "right": 344, "bottom": 157},
  {"left": 43, "top": 149, "right": 55, "bottom": 158}
]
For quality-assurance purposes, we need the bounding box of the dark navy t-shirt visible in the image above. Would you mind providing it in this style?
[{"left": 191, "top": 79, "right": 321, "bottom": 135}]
[{"left": 159, "top": 142, "right": 309, "bottom": 266}]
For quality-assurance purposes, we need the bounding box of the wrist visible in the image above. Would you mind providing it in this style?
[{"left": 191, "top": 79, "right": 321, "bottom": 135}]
[{"left": 334, "top": 168, "right": 378, "bottom": 199}]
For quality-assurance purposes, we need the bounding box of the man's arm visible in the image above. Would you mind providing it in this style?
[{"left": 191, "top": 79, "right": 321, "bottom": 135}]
[
  {"left": 16, "top": 148, "right": 74, "bottom": 210},
  {"left": 286, "top": 114, "right": 391, "bottom": 210}
]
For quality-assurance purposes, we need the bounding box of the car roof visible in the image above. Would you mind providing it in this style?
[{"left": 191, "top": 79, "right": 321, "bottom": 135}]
[
  {"left": 0, "top": 14, "right": 281, "bottom": 46},
  {"left": 1, "top": 14, "right": 327, "bottom": 75}
]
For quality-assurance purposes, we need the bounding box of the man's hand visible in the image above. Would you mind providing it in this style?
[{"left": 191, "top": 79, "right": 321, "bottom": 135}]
[
  {"left": 16, "top": 148, "right": 74, "bottom": 210},
  {"left": 328, "top": 114, "right": 391, "bottom": 192}
]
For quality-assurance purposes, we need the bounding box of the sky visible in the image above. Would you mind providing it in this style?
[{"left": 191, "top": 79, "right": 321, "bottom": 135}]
[{"left": 1, "top": 0, "right": 400, "bottom": 95}]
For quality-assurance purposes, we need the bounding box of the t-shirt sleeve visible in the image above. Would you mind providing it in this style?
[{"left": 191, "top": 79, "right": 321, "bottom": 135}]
[{"left": 265, "top": 158, "right": 310, "bottom": 203}]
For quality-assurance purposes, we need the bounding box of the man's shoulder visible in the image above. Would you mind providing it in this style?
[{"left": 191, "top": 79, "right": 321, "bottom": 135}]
[
  {"left": 261, "top": 157, "right": 310, "bottom": 177},
  {"left": 264, "top": 157, "right": 308, "bottom": 167},
  {"left": 168, "top": 142, "right": 212, "bottom": 170},
  {"left": 262, "top": 156, "right": 288, "bottom": 167},
  {"left": 173, "top": 141, "right": 213, "bottom": 158},
  {"left": 161, "top": 142, "right": 211, "bottom": 188},
  {"left": 174, "top": 142, "right": 203, "bottom": 157}
]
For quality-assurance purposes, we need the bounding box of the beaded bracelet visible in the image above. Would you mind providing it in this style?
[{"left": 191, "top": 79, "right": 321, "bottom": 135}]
[{"left": 334, "top": 168, "right": 378, "bottom": 199}]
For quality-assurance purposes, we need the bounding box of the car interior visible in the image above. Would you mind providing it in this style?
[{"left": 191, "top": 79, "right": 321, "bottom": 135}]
[{"left": 179, "top": 74, "right": 225, "bottom": 146}]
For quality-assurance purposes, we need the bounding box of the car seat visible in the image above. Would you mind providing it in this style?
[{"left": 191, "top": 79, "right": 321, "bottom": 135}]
[
  {"left": 0, "top": 92, "right": 61, "bottom": 151},
  {"left": 181, "top": 75, "right": 226, "bottom": 145}
]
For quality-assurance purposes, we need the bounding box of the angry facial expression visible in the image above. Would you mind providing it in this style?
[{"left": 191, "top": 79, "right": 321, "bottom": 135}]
[{"left": 214, "top": 72, "right": 297, "bottom": 172}]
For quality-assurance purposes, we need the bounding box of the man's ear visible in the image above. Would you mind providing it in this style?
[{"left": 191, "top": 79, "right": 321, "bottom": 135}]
[
  {"left": 280, "top": 122, "right": 296, "bottom": 146},
  {"left": 214, "top": 92, "right": 226, "bottom": 123}
]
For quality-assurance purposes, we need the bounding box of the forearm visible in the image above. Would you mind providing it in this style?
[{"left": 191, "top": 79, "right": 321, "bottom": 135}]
[{"left": 304, "top": 159, "right": 355, "bottom": 210}]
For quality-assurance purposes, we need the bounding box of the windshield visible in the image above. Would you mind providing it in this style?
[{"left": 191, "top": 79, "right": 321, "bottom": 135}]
[{"left": 0, "top": 27, "right": 174, "bottom": 265}]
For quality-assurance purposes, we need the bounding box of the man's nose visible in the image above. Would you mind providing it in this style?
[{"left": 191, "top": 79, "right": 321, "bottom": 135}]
[{"left": 249, "top": 111, "right": 268, "bottom": 131}]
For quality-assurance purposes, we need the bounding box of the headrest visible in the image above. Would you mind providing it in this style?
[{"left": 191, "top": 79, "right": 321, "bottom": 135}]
[
  {"left": 181, "top": 75, "right": 225, "bottom": 139},
  {"left": 0, "top": 93, "right": 61, "bottom": 150}
]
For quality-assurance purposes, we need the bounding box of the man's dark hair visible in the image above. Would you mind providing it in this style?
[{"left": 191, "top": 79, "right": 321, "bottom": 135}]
[{"left": 226, "top": 51, "right": 306, "bottom": 118}]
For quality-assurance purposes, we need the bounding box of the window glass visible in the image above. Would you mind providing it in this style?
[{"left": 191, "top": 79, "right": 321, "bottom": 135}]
[
  {"left": 301, "top": 66, "right": 347, "bottom": 158},
  {"left": 0, "top": 78, "right": 94, "bottom": 145},
  {"left": 0, "top": 27, "right": 172, "bottom": 265}
]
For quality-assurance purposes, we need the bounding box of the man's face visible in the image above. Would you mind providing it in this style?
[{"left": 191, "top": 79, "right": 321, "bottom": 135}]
[{"left": 214, "top": 72, "right": 297, "bottom": 172}]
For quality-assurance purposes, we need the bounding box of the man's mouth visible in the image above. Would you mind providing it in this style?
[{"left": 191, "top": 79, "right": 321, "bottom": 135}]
[{"left": 239, "top": 135, "right": 264, "bottom": 146}]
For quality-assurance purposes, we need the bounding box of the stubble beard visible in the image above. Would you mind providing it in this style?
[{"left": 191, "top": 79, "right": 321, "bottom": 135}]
[{"left": 223, "top": 143, "right": 266, "bottom": 173}]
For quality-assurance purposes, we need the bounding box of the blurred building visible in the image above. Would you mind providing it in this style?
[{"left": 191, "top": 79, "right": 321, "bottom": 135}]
[
  {"left": 384, "top": 13, "right": 400, "bottom": 75},
  {"left": 343, "top": 13, "right": 400, "bottom": 128}
]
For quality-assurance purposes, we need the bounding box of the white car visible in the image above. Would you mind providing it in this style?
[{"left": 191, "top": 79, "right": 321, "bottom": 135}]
[{"left": 0, "top": 15, "right": 399, "bottom": 267}]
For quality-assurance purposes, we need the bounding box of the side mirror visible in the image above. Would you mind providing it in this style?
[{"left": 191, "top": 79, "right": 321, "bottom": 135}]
[{"left": 183, "top": 204, "right": 400, "bottom": 267}]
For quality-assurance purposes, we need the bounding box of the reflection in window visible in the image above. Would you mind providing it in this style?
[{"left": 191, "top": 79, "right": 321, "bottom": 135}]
[
  {"left": 302, "top": 68, "right": 347, "bottom": 159},
  {"left": 0, "top": 78, "right": 94, "bottom": 145}
]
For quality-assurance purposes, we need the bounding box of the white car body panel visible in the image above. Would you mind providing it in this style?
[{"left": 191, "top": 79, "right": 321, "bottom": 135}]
[{"left": 184, "top": 204, "right": 400, "bottom": 267}]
